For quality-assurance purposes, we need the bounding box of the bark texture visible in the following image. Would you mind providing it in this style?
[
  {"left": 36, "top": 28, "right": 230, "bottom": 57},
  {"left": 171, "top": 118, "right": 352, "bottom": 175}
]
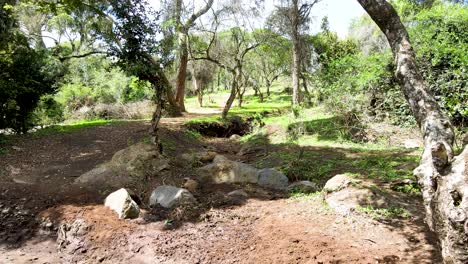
[
  {"left": 174, "top": 0, "right": 214, "bottom": 112},
  {"left": 291, "top": 0, "right": 301, "bottom": 105},
  {"left": 356, "top": 0, "right": 467, "bottom": 263}
]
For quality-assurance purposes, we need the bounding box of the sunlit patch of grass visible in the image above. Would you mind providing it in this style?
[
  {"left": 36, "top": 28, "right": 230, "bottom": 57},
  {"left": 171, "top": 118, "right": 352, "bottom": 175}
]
[
  {"left": 357, "top": 205, "right": 411, "bottom": 220},
  {"left": 185, "top": 130, "right": 203, "bottom": 140},
  {"left": 289, "top": 190, "right": 322, "bottom": 199},
  {"left": 32, "top": 119, "right": 132, "bottom": 136}
]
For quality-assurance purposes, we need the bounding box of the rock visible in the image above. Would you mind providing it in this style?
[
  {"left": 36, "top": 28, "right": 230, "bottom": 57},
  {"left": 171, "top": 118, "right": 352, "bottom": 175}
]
[
  {"left": 183, "top": 178, "right": 199, "bottom": 193},
  {"left": 57, "top": 219, "right": 90, "bottom": 254},
  {"left": 288, "top": 181, "right": 318, "bottom": 193},
  {"left": 258, "top": 168, "right": 289, "bottom": 190},
  {"left": 404, "top": 139, "right": 421, "bottom": 149},
  {"left": 197, "top": 158, "right": 259, "bottom": 184},
  {"left": 323, "top": 174, "right": 358, "bottom": 193},
  {"left": 75, "top": 166, "right": 114, "bottom": 184},
  {"left": 238, "top": 144, "right": 267, "bottom": 156},
  {"left": 109, "top": 142, "right": 169, "bottom": 176},
  {"left": 326, "top": 187, "right": 387, "bottom": 215},
  {"left": 213, "top": 154, "right": 229, "bottom": 163},
  {"left": 199, "top": 151, "right": 218, "bottom": 163},
  {"left": 75, "top": 142, "right": 169, "bottom": 187},
  {"left": 149, "top": 186, "right": 197, "bottom": 208},
  {"left": 181, "top": 151, "right": 217, "bottom": 164},
  {"left": 104, "top": 188, "right": 140, "bottom": 219},
  {"left": 230, "top": 134, "right": 241, "bottom": 140},
  {"left": 227, "top": 189, "right": 249, "bottom": 198}
]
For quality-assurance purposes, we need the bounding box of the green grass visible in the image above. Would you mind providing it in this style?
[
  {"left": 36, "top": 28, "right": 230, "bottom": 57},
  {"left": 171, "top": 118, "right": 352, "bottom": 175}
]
[
  {"left": 357, "top": 205, "right": 411, "bottom": 220},
  {"left": 32, "top": 119, "right": 128, "bottom": 136},
  {"left": 184, "top": 87, "right": 419, "bottom": 186}
]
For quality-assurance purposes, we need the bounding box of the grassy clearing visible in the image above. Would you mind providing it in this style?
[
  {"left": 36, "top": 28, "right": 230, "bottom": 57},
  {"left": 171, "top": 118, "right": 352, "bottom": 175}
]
[
  {"left": 32, "top": 119, "right": 142, "bottom": 136},
  {"left": 185, "top": 84, "right": 420, "bottom": 187}
]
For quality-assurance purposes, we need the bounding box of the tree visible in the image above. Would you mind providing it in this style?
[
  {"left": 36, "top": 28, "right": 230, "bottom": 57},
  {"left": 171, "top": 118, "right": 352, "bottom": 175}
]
[
  {"left": 189, "top": 2, "right": 266, "bottom": 118},
  {"left": 246, "top": 30, "right": 290, "bottom": 99},
  {"left": 267, "top": 0, "right": 320, "bottom": 105},
  {"left": 172, "top": 0, "right": 214, "bottom": 112},
  {"left": 189, "top": 59, "right": 216, "bottom": 107},
  {"left": 0, "top": 0, "right": 61, "bottom": 133},
  {"left": 357, "top": 0, "right": 467, "bottom": 262}
]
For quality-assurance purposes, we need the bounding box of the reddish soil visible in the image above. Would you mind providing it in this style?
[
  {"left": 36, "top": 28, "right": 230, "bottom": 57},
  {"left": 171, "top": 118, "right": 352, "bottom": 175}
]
[{"left": 0, "top": 114, "right": 442, "bottom": 263}]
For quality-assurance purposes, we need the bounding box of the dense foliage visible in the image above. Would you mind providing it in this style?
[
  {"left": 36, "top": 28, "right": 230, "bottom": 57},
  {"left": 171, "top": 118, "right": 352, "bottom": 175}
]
[
  {"left": 308, "top": 1, "right": 467, "bottom": 128},
  {"left": 0, "top": 0, "right": 466, "bottom": 133},
  {"left": 0, "top": 1, "right": 61, "bottom": 133}
]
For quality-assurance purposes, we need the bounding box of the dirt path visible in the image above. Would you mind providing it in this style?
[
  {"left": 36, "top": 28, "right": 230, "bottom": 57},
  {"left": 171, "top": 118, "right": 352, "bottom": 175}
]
[{"left": 0, "top": 113, "right": 442, "bottom": 264}]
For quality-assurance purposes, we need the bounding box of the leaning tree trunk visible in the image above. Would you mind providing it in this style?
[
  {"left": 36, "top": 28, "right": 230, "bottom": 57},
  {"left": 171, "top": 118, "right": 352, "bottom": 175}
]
[
  {"left": 356, "top": 1, "right": 467, "bottom": 263},
  {"left": 222, "top": 76, "right": 238, "bottom": 119}
]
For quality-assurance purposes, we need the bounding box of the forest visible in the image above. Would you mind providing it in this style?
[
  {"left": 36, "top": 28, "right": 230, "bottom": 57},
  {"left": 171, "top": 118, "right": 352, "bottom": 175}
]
[{"left": 0, "top": 0, "right": 467, "bottom": 263}]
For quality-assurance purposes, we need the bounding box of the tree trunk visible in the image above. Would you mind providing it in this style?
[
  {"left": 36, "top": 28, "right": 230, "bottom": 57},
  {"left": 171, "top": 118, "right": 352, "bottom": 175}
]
[
  {"left": 301, "top": 75, "right": 311, "bottom": 106},
  {"left": 357, "top": 1, "right": 467, "bottom": 263},
  {"left": 158, "top": 70, "right": 182, "bottom": 117},
  {"left": 291, "top": 39, "right": 301, "bottom": 105},
  {"left": 192, "top": 73, "right": 203, "bottom": 107},
  {"left": 175, "top": 34, "right": 188, "bottom": 112},
  {"left": 266, "top": 79, "right": 271, "bottom": 97},
  {"left": 291, "top": 0, "right": 301, "bottom": 106},
  {"left": 149, "top": 85, "right": 163, "bottom": 154},
  {"left": 222, "top": 77, "right": 237, "bottom": 119}
]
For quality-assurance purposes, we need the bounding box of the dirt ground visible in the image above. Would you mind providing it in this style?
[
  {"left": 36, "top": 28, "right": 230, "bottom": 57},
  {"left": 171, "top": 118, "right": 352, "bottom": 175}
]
[{"left": 0, "top": 114, "right": 442, "bottom": 264}]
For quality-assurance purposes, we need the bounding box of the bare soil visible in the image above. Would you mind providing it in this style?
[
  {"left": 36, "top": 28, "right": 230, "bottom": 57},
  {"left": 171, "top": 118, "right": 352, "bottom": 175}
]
[{"left": 0, "top": 114, "right": 442, "bottom": 264}]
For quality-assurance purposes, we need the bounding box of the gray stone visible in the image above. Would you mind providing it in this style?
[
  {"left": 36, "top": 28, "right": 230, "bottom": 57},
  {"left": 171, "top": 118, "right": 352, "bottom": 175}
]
[
  {"left": 104, "top": 188, "right": 140, "bottom": 219},
  {"left": 323, "top": 174, "right": 358, "bottom": 193},
  {"left": 258, "top": 168, "right": 289, "bottom": 190},
  {"left": 197, "top": 158, "right": 259, "bottom": 184},
  {"left": 288, "top": 181, "right": 318, "bottom": 193},
  {"left": 181, "top": 151, "right": 218, "bottom": 164},
  {"left": 213, "top": 155, "right": 229, "bottom": 163},
  {"left": 75, "top": 142, "right": 169, "bottom": 187},
  {"left": 230, "top": 134, "right": 241, "bottom": 140},
  {"left": 149, "top": 186, "right": 197, "bottom": 208},
  {"left": 326, "top": 187, "right": 388, "bottom": 215}
]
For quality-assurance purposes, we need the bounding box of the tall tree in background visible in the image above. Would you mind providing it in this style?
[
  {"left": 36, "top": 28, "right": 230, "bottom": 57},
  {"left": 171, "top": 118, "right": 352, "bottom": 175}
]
[
  {"left": 173, "top": 0, "right": 214, "bottom": 112},
  {"left": 189, "top": 1, "right": 267, "bottom": 118},
  {"left": 268, "top": 0, "right": 319, "bottom": 105},
  {"left": 357, "top": 0, "right": 467, "bottom": 262}
]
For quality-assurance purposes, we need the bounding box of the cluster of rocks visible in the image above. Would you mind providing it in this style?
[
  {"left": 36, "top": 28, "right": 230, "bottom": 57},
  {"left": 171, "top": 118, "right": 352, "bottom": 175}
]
[
  {"left": 100, "top": 150, "right": 314, "bottom": 219},
  {"left": 80, "top": 143, "right": 320, "bottom": 220}
]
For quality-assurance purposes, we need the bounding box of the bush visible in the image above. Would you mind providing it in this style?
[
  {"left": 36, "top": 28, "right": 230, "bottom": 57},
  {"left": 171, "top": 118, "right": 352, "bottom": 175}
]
[{"left": 33, "top": 95, "right": 65, "bottom": 127}]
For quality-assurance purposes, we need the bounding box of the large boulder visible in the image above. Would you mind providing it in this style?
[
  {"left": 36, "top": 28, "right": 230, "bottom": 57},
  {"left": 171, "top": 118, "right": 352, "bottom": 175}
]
[
  {"left": 258, "top": 168, "right": 289, "bottom": 190},
  {"left": 108, "top": 142, "right": 169, "bottom": 177},
  {"left": 196, "top": 155, "right": 259, "bottom": 184},
  {"left": 325, "top": 187, "right": 387, "bottom": 214},
  {"left": 104, "top": 188, "right": 140, "bottom": 219},
  {"left": 288, "top": 181, "right": 318, "bottom": 193},
  {"left": 149, "top": 186, "right": 197, "bottom": 208},
  {"left": 75, "top": 142, "right": 169, "bottom": 188},
  {"left": 181, "top": 151, "right": 217, "bottom": 164},
  {"left": 323, "top": 174, "right": 358, "bottom": 193}
]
